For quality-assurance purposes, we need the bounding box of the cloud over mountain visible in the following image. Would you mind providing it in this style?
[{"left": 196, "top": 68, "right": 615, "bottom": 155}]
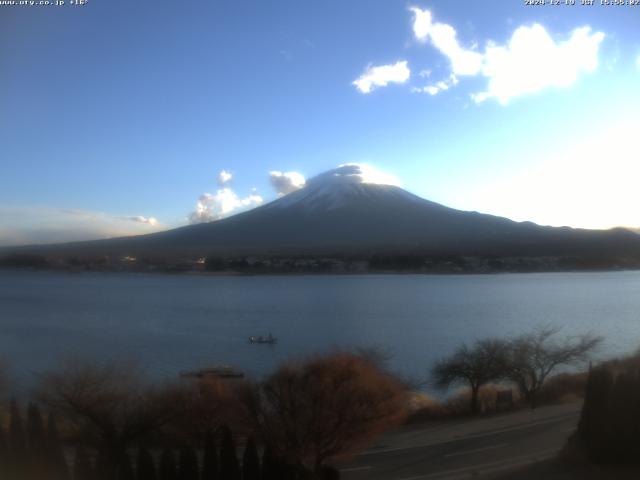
[
  {"left": 189, "top": 170, "right": 263, "bottom": 224},
  {"left": 269, "top": 171, "right": 306, "bottom": 196},
  {"left": 125, "top": 215, "right": 159, "bottom": 226},
  {"left": 325, "top": 163, "right": 401, "bottom": 187}
]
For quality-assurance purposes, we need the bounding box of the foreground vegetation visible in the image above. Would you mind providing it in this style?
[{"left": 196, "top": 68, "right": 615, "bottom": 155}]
[
  {"left": 0, "top": 405, "right": 328, "bottom": 480},
  {"left": 485, "top": 351, "right": 640, "bottom": 479},
  {"left": 566, "top": 351, "right": 640, "bottom": 466},
  {"left": 0, "top": 327, "right": 604, "bottom": 479},
  {"left": 430, "top": 326, "right": 601, "bottom": 413},
  {"left": 0, "top": 351, "right": 407, "bottom": 480}
]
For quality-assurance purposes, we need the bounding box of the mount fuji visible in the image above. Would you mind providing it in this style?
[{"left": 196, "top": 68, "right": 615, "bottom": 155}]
[{"left": 5, "top": 165, "right": 640, "bottom": 260}]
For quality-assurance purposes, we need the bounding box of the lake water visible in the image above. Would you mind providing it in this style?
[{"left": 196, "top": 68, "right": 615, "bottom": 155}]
[{"left": 1, "top": 269, "right": 640, "bottom": 391}]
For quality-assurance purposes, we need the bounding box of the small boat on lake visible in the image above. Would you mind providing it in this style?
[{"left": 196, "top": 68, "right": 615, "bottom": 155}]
[
  {"left": 180, "top": 365, "right": 245, "bottom": 379},
  {"left": 248, "top": 332, "right": 278, "bottom": 344}
]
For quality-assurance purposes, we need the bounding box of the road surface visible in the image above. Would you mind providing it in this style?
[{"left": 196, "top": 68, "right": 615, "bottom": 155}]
[{"left": 340, "top": 403, "right": 581, "bottom": 480}]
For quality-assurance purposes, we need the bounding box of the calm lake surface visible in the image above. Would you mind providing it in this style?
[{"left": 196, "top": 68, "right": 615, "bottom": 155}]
[{"left": 2, "top": 269, "right": 640, "bottom": 390}]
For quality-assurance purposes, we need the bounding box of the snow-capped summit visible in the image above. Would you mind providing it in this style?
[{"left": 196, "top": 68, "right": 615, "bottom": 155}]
[
  {"left": 306, "top": 163, "right": 401, "bottom": 188},
  {"left": 267, "top": 164, "right": 422, "bottom": 213}
]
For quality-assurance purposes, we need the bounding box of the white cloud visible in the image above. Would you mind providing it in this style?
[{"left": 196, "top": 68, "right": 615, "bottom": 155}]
[
  {"left": 189, "top": 189, "right": 263, "bottom": 224},
  {"left": 636, "top": 54, "right": 640, "bottom": 70},
  {"left": 410, "top": 7, "right": 483, "bottom": 76},
  {"left": 269, "top": 171, "right": 306, "bottom": 196},
  {"left": 412, "top": 74, "right": 459, "bottom": 95},
  {"left": 189, "top": 170, "right": 263, "bottom": 224},
  {"left": 336, "top": 163, "right": 401, "bottom": 187},
  {"left": 125, "top": 215, "right": 159, "bottom": 226},
  {"left": 411, "top": 7, "right": 432, "bottom": 42},
  {"left": 408, "top": 8, "right": 604, "bottom": 104},
  {"left": 474, "top": 24, "right": 605, "bottom": 104},
  {"left": 352, "top": 61, "right": 411, "bottom": 94},
  {"left": 0, "top": 207, "right": 165, "bottom": 247},
  {"left": 217, "top": 170, "right": 233, "bottom": 186}
]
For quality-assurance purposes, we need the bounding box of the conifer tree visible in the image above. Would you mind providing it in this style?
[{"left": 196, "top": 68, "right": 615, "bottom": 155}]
[
  {"left": 137, "top": 447, "right": 157, "bottom": 480},
  {"left": 159, "top": 448, "right": 178, "bottom": 480},
  {"left": 241, "top": 437, "right": 260, "bottom": 480},
  {"left": 27, "top": 402, "right": 47, "bottom": 476},
  {"left": 46, "top": 412, "right": 70, "bottom": 480},
  {"left": 73, "top": 447, "right": 94, "bottom": 480},
  {"left": 631, "top": 370, "right": 640, "bottom": 453},
  {"left": 201, "top": 431, "right": 218, "bottom": 480},
  {"left": 219, "top": 425, "right": 241, "bottom": 480},
  {"left": 27, "top": 403, "right": 46, "bottom": 453},
  {"left": 577, "top": 365, "right": 596, "bottom": 440},
  {"left": 9, "top": 399, "right": 26, "bottom": 456},
  {"left": 260, "top": 446, "right": 277, "bottom": 480},
  {"left": 95, "top": 449, "right": 112, "bottom": 480},
  {"left": 178, "top": 445, "right": 199, "bottom": 480},
  {"left": 0, "top": 423, "right": 8, "bottom": 479},
  {"left": 578, "top": 366, "right": 614, "bottom": 464},
  {"left": 119, "top": 453, "right": 135, "bottom": 480},
  {"left": 609, "top": 372, "right": 636, "bottom": 463},
  {"left": 9, "top": 399, "right": 27, "bottom": 478}
]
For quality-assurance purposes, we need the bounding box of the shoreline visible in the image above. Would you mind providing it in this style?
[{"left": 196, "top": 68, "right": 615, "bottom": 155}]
[{"left": 3, "top": 265, "right": 640, "bottom": 277}]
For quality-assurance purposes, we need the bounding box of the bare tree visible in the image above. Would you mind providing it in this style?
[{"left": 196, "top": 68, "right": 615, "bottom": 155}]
[
  {"left": 0, "top": 358, "right": 10, "bottom": 401},
  {"left": 507, "top": 326, "right": 602, "bottom": 409},
  {"left": 431, "top": 338, "right": 509, "bottom": 414},
  {"left": 36, "top": 360, "right": 184, "bottom": 476},
  {"left": 241, "top": 351, "right": 407, "bottom": 476}
]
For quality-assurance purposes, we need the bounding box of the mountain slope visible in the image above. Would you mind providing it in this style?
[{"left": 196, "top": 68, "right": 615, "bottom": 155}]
[{"left": 5, "top": 165, "right": 640, "bottom": 259}]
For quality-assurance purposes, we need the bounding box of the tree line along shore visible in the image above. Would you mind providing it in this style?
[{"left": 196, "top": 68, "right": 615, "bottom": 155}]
[{"left": 3, "top": 252, "right": 640, "bottom": 274}]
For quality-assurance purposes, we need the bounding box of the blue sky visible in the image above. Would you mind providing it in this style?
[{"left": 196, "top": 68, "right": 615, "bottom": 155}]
[{"left": 1, "top": 0, "right": 639, "bottom": 245}]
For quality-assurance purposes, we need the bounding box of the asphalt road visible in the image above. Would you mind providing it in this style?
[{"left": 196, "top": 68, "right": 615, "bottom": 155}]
[{"left": 340, "top": 403, "right": 582, "bottom": 480}]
